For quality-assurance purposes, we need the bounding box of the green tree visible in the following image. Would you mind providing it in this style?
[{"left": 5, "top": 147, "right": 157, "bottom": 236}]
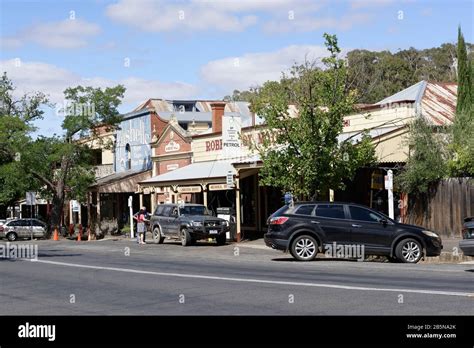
[
  {"left": 223, "top": 89, "right": 256, "bottom": 102},
  {"left": 448, "top": 27, "right": 474, "bottom": 177},
  {"left": 456, "top": 26, "right": 471, "bottom": 115},
  {"left": 249, "top": 34, "right": 376, "bottom": 200},
  {"left": 397, "top": 118, "right": 449, "bottom": 195},
  {"left": 0, "top": 73, "right": 125, "bottom": 227},
  {"left": 0, "top": 73, "right": 49, "bottom": 217}
]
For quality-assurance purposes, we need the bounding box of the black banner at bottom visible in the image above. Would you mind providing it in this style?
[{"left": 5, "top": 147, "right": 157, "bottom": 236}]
[{"left": 0, "top": 316, "right": 473, "bottom": 346}]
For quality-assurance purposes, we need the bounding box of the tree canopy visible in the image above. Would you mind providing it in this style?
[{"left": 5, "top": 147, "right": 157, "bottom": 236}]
[{"left": 249, "top": 34, "right": 376, "bottom": 199}]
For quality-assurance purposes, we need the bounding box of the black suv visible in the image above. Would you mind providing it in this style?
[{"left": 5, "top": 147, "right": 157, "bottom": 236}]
[
  {"left": 264, "top": 202, "right": 443, "bottom": 263},
  {"left": 150, "top": 203, "right": 229, "bottom": 246}
]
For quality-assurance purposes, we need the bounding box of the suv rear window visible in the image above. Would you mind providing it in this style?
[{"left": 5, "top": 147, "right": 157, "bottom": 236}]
[
  {"left": 294, "top": 205, "right": 315, "bottom": 216},
  {"left": 315, "top": 205, "right": 345, "bottom": 219}
]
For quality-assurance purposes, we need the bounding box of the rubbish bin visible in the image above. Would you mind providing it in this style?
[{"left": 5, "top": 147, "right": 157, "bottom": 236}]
[{"left": 216, "top": 207, "right": 236, "bottom": 241}]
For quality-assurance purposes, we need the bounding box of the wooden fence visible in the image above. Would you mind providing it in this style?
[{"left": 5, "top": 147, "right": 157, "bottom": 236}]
[{"left": 405, "top": 178, "right": 474, "bottom": 237}]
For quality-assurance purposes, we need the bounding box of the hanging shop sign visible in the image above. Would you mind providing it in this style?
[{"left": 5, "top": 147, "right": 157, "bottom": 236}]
[
  {"left": 209, "top": 184, "right": 229, "bottom": 191},
  {"left": 177, "top": 186, "right": 202, "bottom": 193}
]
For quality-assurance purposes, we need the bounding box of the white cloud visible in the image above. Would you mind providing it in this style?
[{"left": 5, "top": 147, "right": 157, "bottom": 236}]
[
  {"left": 200, "top": 45, "right": 332, "bottom": 91},
  {"left": 264, "top": 13, "right": 372, "bottom": 33},
  {"left": 0, "top": 59, "right": 198, "bottom": 106},
  {"left": 2, "top": 19, "right": 101, "bottom": 49},
  {"left": 350, "top": 0, "right": 394, "bottom": 9},
  {"left": 106, "top": 0, "right": 328, "bottom": 33}
]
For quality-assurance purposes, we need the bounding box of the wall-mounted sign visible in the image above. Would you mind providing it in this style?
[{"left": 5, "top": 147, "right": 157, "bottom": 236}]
[
  {"left": 226, "top": 171, "right": 234, "bottom": 189},
  {"left": 178, "top": 186, "right": 202, "bottom": 193},
  {"left": 209, "top": 184, "right": 229, "bottom": 191},
  {"left": 166, "top": 163, "right": 179, "bottom": 171},
  {"left": 165, "top": 140, "right": 180, "bottom": 152},
  {"left": 222, "top": 115, "right": 241, "bottom": 148},
  {"left": 205, "top": 139, "right": 222, "bottom": 152},
  {"left": 143, "top": 188, "right": 150, "bottom": 195},
  {"left": 371, "top": 173, "right": 384, "bottom": 190}
]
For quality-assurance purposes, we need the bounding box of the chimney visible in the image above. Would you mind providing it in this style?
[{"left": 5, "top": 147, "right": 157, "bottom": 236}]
[{"left": 210, "top": 102, "right": 226, "bottom": 133}]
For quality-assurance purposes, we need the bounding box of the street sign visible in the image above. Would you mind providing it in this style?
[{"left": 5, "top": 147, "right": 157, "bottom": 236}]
[
  {"left": 25, "top": 192, "right": 36, "bottom": 205},
  {"left": 128, "top": 196, "right": 133, "bottom": 207},
  {"left": 226, "top": 171, "right": 234, "bottom": 189},
  {"left": 71, "top": 200, "right": 80, "bottom": 213}
]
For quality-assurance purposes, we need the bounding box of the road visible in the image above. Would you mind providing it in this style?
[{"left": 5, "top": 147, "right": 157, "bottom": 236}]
[{"left": 1, "top": 238, "right": 473, "bottom": 315}]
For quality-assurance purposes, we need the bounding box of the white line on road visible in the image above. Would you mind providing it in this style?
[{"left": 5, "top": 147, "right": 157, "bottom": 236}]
[{"left": 31, "top": 259, "right": 474, "bottom": 298}]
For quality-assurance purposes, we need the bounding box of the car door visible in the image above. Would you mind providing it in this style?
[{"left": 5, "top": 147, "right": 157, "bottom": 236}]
[
  {"left": 347, "top": 205, "right": 396, "bottom": 252},
  {"left": 32, "top": 220, "right": 46, "bottom": 237},
  {"left": 159, "top": 205, "right": 172, "bottom": 236},
  {"left": 314, "top": 204, "right": 352, "bottom": 246},
  {"left": 167, "top": 206, "right": 180, "bottom": 236}
]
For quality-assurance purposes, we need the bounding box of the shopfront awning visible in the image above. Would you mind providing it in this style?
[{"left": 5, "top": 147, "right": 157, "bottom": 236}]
[{"left": 140, "top": 161, "right": 237, "bottom": 185}]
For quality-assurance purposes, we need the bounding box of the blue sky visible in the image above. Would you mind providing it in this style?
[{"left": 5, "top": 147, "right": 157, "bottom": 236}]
[{"left": 0, "top": 0, "right": 472, "bottom": 136}]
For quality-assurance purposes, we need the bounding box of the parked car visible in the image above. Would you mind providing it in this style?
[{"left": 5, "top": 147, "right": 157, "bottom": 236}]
[
  {"left": 459, "top": 217, "right": 474, "bottom": 256},
  {"left": 0, "top": 218, "right": 49, "bottom": 241},
  {"left": 150, "top": 203, "right": 229, "bottom": 246},
  {"left": 264, "top": 202, "right": 443, "bottom": 263}
]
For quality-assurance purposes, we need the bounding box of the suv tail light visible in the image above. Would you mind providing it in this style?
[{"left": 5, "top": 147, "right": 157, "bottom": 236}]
[
  {"left": 269, "top": 217, "right": 289, "bottom": 225},
  {"left": 0, "top": 226, "right": 3, "bottom": 232}
]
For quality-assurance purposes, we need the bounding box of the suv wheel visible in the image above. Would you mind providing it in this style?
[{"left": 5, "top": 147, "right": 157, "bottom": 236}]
[
  {"left": 396, "top": 238, "right": 422, "bottom": 264},
  {"left": 290, "top": 235, "right": 318, "bottom": 261},
  {"left": 6, "top": 232, "right": 18, "bottom": 242},
  {"left": 181, "top": 228, "right": 192, "bottom": 247},
  {"left": 216, "top": 233, "right": 226, "bottom": 246},
  {"left": 153, "top": 226, "right": 164, "bottom": 244}
]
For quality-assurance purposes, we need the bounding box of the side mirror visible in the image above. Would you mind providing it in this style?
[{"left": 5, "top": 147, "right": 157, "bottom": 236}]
[{"left": 380, "top": 218, "right": 388, "bottom": 226}]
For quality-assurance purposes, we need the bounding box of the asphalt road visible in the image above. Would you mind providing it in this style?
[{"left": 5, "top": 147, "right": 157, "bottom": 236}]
[{"left": 1, "top": 238, "right": 473, "bottom": 315}]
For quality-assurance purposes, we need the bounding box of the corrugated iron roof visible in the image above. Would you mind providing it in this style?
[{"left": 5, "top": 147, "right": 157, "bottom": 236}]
[
  {"left": 420, "top": 82, "right": 457, "bottom": 125},
  {"left": 375, "top": 81, "right": 427, "bottom": 105},
  {"left": 140, "top": 160, "right": 236, "bottom": 184}
]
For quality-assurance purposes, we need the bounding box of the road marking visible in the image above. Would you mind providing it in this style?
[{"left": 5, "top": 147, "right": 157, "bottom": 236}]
[{"left": 31, "top": 259, "right": 474, "bottom": 298}]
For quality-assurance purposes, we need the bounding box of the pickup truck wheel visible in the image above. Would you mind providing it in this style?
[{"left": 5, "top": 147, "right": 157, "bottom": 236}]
[
  {"left": 153, "top": 226, "right": 164, "bottom": 244},
  {"left": 181, "top": 228, "right": 192, "bottom": 247},
  {"left": 216, "top": 233, "right": 226, "bottom": 246}
]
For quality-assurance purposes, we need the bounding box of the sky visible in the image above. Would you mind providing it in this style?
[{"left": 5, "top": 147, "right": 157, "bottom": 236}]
[{"left": 0, "top": 0, "right": 472, "bottom": 136}]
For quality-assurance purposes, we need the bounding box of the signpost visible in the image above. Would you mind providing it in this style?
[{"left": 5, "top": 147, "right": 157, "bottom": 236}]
[
  {"left": 385, "top": 170, "right": 394, "bottom": 219},
  {"left": 128, "top": 196, "right": 134, "bottom": 239},
  {"left": 26, "top": 192, "right": 36, "bottom": 240}
]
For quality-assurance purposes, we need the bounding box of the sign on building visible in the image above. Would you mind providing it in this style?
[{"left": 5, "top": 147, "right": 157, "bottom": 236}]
[
  {"left": 177, "top": 186, "right": 202, "bottom": 193},
  {"left": 226, "top": 171, "right": 234, "bottom": 189},
  {"left": 222, "top": 115, "right": 241, "bottom": 159}
]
